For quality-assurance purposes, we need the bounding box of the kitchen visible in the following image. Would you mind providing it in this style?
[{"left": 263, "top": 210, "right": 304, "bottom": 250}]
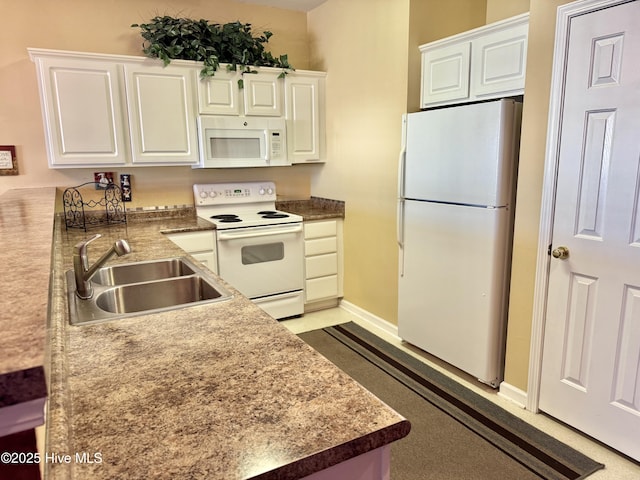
[{"left": 1, "top": 0, "right": 640, "bottom": 478}]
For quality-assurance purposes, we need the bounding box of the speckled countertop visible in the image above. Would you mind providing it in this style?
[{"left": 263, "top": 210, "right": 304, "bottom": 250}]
[
  {"left": 0, "top": 188, "right": 55, "bottom": 409},
  {"left": 277, "top": 196, "right": 345, "bottom": 221},
  {"left": 3, "top": 189, "right": 409, "bottom": 479}
]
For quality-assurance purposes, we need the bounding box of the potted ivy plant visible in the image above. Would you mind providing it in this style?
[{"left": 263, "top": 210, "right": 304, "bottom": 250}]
[{"left": 131, "top": 16, "right": 294, "bottom": 86}]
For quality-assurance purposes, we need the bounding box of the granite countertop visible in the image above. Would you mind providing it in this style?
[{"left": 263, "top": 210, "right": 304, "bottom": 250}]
[
  {"left": 17, "top": 191, "right": 410, "bottom": 479},
  {"left": 277, "top": 196, "right": 345, "bottom": 221},
  {"left": 0, "top": 188, "right": 55, "bottom": 412}
]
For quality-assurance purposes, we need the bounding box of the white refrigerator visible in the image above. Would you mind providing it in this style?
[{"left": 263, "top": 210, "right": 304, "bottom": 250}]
[{"left": 397, "top": 99, "right": 522, "bottom": 387}]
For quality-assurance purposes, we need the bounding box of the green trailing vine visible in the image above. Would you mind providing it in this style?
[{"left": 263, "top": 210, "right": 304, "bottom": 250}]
[{"left": 131, "top": 16, "right": 294, "bottom": 85}]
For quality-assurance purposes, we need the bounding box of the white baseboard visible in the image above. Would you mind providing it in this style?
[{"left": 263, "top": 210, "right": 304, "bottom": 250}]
[
  {"left": 339, "top": 300, "right": 400, "bottom": 340},
  {"left": 339, "top": 299, "right": 531, "bottom": 410},
  {"left": 498, "top": 382, "right": 527, "bottom": 408}
]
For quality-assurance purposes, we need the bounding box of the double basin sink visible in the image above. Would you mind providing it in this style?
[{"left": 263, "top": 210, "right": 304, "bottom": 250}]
[{"left": 66, "top": 257, "right": 232, "bottom": 325}]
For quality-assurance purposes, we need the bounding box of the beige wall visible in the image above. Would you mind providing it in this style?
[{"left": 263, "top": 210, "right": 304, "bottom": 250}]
[
  {"left": 308, "top": 0, "right": 411, "bottom": 324},
  {"left": 0, "top": 0, "right": 312, "bottom": 205},
  {"left": 503, "top": 0, "right": 574, "bottom": 390},
  {"left": 486, "top": 0, "right": 530, "bottom": 22}
]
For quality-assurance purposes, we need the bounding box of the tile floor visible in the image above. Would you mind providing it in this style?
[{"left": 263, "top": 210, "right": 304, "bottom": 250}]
[{"left": 281, "top": 307, "right": 640, "bottom": 480}]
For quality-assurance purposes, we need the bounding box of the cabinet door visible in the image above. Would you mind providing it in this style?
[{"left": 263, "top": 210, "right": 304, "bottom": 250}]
[
  {"left": 198, "top": 69, "right": 241, "bottom": 115},
  {"left": 124, "top": 63, "right": 199, "bottom": 164},
  {"left": 242, "top": 71, "right": 283, "bottom": 116},
  {"left": 165, "top": 231, "right": 217, "bottom": 274},
  {"left": 421, "top": 42, "right": 471, "bottom": 107},
  {"left": 471, "top": 21, "right": 528, "bottom": 98},
  {"left": 285, "top": 75, "right": 322, "bottom": 163},
  {"left": 34, "top": 57, "right": 128, "bottom": 167}
]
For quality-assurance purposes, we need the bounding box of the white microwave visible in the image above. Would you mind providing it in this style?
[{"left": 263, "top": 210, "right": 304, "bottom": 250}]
[{"left": 195, "top": 116, "right": 289, "bottom": 168}]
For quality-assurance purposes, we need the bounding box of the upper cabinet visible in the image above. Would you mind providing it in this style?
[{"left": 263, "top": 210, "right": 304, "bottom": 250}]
[
  {"left": 420, "top": 13, "right": 529, "bottom": 108},
  {"left": 123, "top": 62, "right": 199, "bottom": 165},
  {"left": 198, "top": 66, "right": 326, "bottom": 163},
  {"left": 242, "top": 70, "right": 283, "bottom": 116},
  {"left": 30, "top": 49, "right": 200, "bottom": 167},
  {"left": 198, "top": 67, "right": 283, "bottom": 117},
  {"left": 29, "top": 52, "right": 129, "bottom": 167},
  {"left": 29, "top": 49, "right": 327, "bottom": 168},
  {"left": 285, "top": 71, "right": 326, "bottom": 164}
]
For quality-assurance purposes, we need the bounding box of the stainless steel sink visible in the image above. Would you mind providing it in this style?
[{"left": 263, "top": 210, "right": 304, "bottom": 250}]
[
  {"left": 66, "top": 257, "right": 231, "bottom": 325},
  {"left": 92, "top": 257, "right": 197, "bottom": 286},
  {"left": 96, "top": 276, "right": 223, "bottom": 314}
]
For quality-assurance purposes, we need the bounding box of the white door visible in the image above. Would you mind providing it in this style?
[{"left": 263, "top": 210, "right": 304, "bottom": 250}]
[{"left": 539, "top": 0, "right": 640, "bottom": 461}]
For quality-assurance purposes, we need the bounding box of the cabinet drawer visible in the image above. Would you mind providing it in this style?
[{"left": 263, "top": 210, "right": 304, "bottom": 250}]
[
  {"left": 165, "top": 231, "right": 215, "bottom": 252},
  {"left": 305, "top": 237, "right": 337, "bottom": 256},
  {"left": 305, "top": 220, "right": 337, "bottom": 239},
  {"left": 305, "top": 275, "right": 339, "bottom": 302},
  {"left": 306, "top": 253, "right": 338, "bottom": 279}
]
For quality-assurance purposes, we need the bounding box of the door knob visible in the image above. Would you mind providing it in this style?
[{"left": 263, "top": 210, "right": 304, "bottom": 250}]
[{"left": 552, "top": 246, "right": 570, "bottom": 259}]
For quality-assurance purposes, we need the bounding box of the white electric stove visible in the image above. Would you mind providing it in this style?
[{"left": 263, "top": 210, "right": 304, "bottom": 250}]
[{"left": 193, "top": 182, "right": 304, "bottom": 319}]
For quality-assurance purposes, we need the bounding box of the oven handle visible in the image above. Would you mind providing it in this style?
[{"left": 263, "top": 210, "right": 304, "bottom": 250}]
[{"left": 217, "top": 224, "right": 303, "bottom": 241}]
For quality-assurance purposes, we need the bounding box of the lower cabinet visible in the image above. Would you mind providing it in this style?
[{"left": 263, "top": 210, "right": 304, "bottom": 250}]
[
  {"left": 164, "top": 230, "right": 217, "bottom": 274},
  {"left": 304, "top": 219, "right": 343, "bottom": 311}
]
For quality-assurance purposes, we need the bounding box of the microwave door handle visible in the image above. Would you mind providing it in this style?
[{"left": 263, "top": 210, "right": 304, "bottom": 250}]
[
  {"left": 264, "top": 131, "right": 271, "bottom": 164},
  {"left": 218, "top": 225, "right": 303, "bottom": 241}
]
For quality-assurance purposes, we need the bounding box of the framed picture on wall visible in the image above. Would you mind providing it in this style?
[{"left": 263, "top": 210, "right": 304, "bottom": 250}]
[{"left": 0, "top": 145, "right": 18, "bottom": 175}]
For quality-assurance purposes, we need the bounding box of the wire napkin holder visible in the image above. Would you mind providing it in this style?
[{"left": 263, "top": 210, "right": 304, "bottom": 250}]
[{"left": 62, "top": 182, "right": 127, "bottom": 231}]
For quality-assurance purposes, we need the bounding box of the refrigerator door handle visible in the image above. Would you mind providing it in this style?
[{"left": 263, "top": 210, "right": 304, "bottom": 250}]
[
  {"left": 397, "top": 114, "right": 408, "bottom": 277},
  {"left": 397, "top": 115, "right": 407, "bottom": 199},
  {"left": 397, "top": 198, "right": 405, "bottom": 248},
  {"left": 397, "top": 198, "right": 405, "bottom": 277}
]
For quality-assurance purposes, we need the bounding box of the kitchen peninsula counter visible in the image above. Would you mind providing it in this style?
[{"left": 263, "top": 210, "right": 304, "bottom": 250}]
[
  {"left": 17, "top": 190, "right": 411, "bottom": 479},
  {"left": 0, "top": 188, "right": 55, "bottom": 434}
]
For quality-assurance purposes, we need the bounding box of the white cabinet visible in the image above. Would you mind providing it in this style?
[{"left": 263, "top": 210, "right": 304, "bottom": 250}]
[
  {"left": 124, "top": 63, "right": 200, "bottom": 165},
  {"left": 242, "top": 70, "right": 283, "bottom": 116},
  {"left": 165, "top": 230, "right": 217, "bottom": 274},
  {"left": 198, "top": 67, "right": 326, "bottom": 163},
  {"left": 420, "top": 13, "right": 529, "bottom": 108},
  {"left": 285, "top": 71, "right": 326, "bottom": 163},
  {"left": 198, "top": 66, "right": 283, "bottom": 116},
  {"left": 30, "top": 49, "right": 327, "bottom": 168},
  {"left": 197, "top": 68, "right": 241, "bottom": 115},
  {"left": 30, "top": 49, "right": 200, "bottom": 167},
  {"left": 29, "top": 51, "right": 129, "bottom": 167},
  {"left": 304, "top": 219, "right": 343, "bottom": 311}
]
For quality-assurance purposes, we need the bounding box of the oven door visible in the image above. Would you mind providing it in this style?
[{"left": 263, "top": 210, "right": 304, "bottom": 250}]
[{"left": 216, "top": 223, "right": 304, "bottom": 300}]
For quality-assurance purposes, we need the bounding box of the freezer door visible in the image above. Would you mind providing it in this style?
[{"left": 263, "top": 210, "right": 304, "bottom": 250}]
[
  {"left": 397, "top": 200, "right": 511, "bottom": 385},
  {"left": 404, "top": 99, "right": 518, "bottom": 207}
]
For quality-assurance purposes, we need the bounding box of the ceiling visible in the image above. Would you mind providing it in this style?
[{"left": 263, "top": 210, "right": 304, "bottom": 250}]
[{"left": 234, "top": 0, "right": 327, "bottom": 12}]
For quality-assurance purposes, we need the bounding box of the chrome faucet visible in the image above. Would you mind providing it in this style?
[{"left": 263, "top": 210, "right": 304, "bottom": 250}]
[{"left": 73, "top": 234, "right": 131, "bottom": 299}]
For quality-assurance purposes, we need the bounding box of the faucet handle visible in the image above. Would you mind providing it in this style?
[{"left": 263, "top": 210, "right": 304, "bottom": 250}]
[{"left": 73, "top": 233, "right": 101, "bottom": 254}]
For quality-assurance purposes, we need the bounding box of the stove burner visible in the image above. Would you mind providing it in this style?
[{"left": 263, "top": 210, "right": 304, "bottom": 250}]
[
  {"left": 210, "top": 214, "right": 243, "bottom": 223},
  {"left": 258, "top": 210, "right": 289, "bottom": 219}
]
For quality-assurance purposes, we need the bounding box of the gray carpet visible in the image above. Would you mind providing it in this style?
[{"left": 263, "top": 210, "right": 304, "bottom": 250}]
[{"left": 299, "top": 322, "right": 604, "bottom": 480}]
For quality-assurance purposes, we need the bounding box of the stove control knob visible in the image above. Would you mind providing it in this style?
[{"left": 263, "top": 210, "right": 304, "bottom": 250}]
[
  {"left": 199, "top": 191, "right": 208, "bottom": 199},
  {"left": 208, "top": 191, "right": 217, "bottom": 198},
  {"left": 267, "top": 187, "right": 274, "bottom": 195},
  {"left": 259, "top": 187, "right": 265, "bottom": 195}
]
